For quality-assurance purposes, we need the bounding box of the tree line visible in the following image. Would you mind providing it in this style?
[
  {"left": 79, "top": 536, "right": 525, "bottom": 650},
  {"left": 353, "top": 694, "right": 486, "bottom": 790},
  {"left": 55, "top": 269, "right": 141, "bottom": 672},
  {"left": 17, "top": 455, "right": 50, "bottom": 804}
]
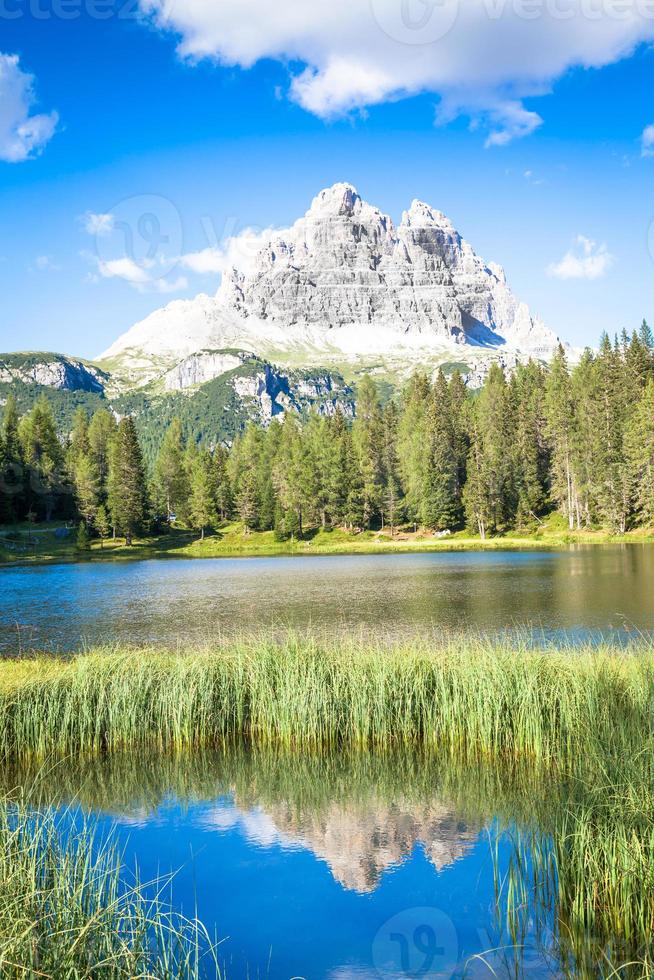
[{"left": 1, "top": 323, "right": 653, "bottom": 542}]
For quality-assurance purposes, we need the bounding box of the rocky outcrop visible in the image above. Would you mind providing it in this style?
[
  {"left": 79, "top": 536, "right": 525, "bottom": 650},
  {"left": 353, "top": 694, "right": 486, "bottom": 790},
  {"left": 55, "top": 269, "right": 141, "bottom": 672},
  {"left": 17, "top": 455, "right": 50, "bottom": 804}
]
[
  {"left": 0, "top": 354, "right": 107, "bottom": 393},
  {"left": 163, "top": 350, "right": 251, "bottom": 391},
  {"left": 230, "top": 362, "right": 355, "bottom": 425},
  {"left": 98, "top": 182, "right": 561, "bottom": 386},
  {"left": 225, "top": 184, "right": 555, "bottom": 353}
]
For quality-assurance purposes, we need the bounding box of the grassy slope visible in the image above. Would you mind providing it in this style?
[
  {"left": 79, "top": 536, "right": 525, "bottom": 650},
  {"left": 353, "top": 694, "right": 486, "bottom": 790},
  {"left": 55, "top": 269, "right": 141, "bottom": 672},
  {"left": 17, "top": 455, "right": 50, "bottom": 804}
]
[{"left": 2, "top": 517, "right": 654, "bottom": 566}]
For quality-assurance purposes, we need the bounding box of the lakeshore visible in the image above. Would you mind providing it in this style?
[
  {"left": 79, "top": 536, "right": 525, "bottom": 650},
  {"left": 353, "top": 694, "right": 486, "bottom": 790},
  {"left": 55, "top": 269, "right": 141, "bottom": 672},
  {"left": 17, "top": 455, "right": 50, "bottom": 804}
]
[{"left": 2, "top": 517, "right": 654, "bottom": 567}]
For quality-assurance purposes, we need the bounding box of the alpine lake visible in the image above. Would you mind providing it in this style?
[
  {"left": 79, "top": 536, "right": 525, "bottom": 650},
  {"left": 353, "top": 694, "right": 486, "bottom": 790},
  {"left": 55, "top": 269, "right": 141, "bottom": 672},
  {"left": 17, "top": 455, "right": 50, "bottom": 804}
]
[{"left": 3, "top": 545, "right": 654, "bottom": 979}]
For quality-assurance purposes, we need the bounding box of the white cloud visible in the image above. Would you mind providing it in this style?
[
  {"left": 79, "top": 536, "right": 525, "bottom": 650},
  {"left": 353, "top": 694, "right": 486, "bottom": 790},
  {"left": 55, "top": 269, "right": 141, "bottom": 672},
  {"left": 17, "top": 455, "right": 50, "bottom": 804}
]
[
  {"left": 82, "top": 251, "right": 189, "bottom": 294},
  {"left": 641, "top": 123, "right": 654, "bottom": 157},
  {"left": 177, "top": 247, "right": 226, "bottom": 275},
  {"left": 177, "top": 227, "right": 277, "bottom": 277},
  {"left": 547, "top": 235, "right": 614, "bottom": 280},
  {"left": 0, "top": 53, "right": 58, "bottom": 163},
  {"left": 138, "top": 0, "right": 654, "bottom": 144},
  {"left": 82, "top": 212, "right": 115, "bottom": 236}
]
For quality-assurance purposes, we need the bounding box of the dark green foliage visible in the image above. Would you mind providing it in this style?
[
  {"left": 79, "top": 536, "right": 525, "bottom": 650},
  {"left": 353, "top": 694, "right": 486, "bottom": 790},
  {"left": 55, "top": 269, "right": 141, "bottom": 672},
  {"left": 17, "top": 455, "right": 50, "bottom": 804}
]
[
  {"left": 107, "top": 418, "right": 149, "bottom": 545},
  {"left": 189, "top": 451, "right": 218, "bottom": 539},
  {"left": 76, "top": 520, "right": 90, "bottom": 551},
  {"left": 3, "top": 323, "right": 654, "bottom": 539}
]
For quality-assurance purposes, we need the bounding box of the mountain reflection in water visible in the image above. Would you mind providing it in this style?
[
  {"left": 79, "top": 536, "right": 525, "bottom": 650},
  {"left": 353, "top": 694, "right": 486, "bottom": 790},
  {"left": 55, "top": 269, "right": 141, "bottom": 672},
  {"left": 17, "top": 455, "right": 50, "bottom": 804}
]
[{"left": 4, "top": 747, "right": 651, "bottom": 978}]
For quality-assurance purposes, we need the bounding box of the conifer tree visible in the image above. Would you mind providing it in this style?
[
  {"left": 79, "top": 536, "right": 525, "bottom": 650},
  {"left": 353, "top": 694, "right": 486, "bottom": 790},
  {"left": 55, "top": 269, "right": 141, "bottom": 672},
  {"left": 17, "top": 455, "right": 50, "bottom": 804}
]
[
  {"left": 189, "top": 450, "right": 218, "bottom": 539},
  {"left": 68, "top": 408, "right": 90, "bottom": 470},
  {"left": 512, "top": 362, "right": 549, "bottom": 526},
  {"left": 639, "top": 318, "right": 653, "bottom": 350},
  {"left": 154, "top": 419, "right": 190, "bottom": 521},
  {"left": 625, "top": 379, "right": 654, "bottom": 527},
  {"left": 380, "top": 401, "right": 403, "bottom": 534},
  {"left": 73, "top": 453, "right": 100, "bottom": 528},
  {"left": 229, "top": 426, "right": 262, "bottom": 532},
  {"left": 396, "top": 373, "right": 431, "bottom": 526},
  {"left": 95, "top": 504, "right": 110, "bottom": 548},
  {"left": 463, "top": 404, "right": 491, "bottom": 539},
  {"left": 272, "top": 416, "right": 309, "bottom": 537},
  {"left": 352, "top": 375, "right": 385, "bottom": 528},
  {"left": 76, "top": 520, "right": 90, "bottom": 552},
  {"left": 589, "top": 335, "right": 630, "bottom": 532},
  {"left": 107, "top": 417, "right": 148, "bottom": 545},
  {"left": 88, "top": 409, "right": 117, "bottom": 501},
  {"left": 19, "top": 396, "right": 65, "bottom": 521},
  {"left": 544, "top": 345, "right": 580, "bottom": 530},
  {"left": 0, "top": 395, "right": 23, "bottom": 522},
  {"left": 213, "top": 444, "right": 232, "bottom": 521},
  {"left": 464, "top": 364, "right": 515, "bottom": 533},
  {"left": 421, "top": 371, "right": 459, "bottom": 529}
]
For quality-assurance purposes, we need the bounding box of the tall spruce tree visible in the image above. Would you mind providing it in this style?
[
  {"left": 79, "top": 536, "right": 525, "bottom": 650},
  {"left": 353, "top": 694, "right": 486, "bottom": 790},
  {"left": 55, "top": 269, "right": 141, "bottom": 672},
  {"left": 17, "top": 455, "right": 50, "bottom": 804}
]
[
  {"left": 88, "top": 409, "right": 117, "bottom": 503},
  {"left": 544, "top": 345, "right": 580, "bottom": 530},
  {"left": 154, "top": 419, "right": 190, "bottom": 521},
  {"left": 464, "top": 364, "right": 515, "bottom": 534},
  {"left": 229, "top": 426, "right": 263, "bottom": 532},
  {"left": 512, "top": 362, "right": 549, "bottom": 526},
  {"left": 626, "top": 379, "right": 654, "bottom": 527},
  {"left": 352, "top": 375, "right": 385, "bottom": 528},
  {"left": 421, "top": 371, "right": 460, "bottom": 529},
  {"left": 397, "top": 373, "right": 431, "bottom": 526},
  {"left": 107, "top": 416, "right": 148, "bottom": 545},
  {"left": 19, "top": 396, "right": 66, "bottom": 522},
  {"left": 0, "top": 395, "right": 23, "bottom": 523},
  {"left": 189, "top": 450, "right": 218, "bottom": 539}
]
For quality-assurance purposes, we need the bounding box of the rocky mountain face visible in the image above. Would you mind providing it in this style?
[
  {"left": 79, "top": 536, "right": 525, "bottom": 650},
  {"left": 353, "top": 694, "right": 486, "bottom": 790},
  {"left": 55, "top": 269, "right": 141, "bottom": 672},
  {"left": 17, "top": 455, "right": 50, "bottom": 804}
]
[
  {"left": 0, "top": 346, "right": 354, "bottom": 447},
  {"left": 0, "top": 353, "right": 107, "bottom": 393},
  {"left": 1, "top": 183, "right": 565, "bottom": 442},
  {"left": 160, "top": 349, "right": 355, "bottom": 424},
  {"left": 99, "top": 182, "right": 561, "bottom": 387}
]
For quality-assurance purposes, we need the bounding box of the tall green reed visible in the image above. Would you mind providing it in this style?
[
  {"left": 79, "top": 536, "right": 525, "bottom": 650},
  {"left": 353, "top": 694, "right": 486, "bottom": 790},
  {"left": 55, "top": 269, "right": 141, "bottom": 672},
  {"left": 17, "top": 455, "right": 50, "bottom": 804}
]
[
  {"left": 1, "top": 636, "right": 653, "bottom": 763},
  {"left": 0, "top": 789, "right": 221, "bottom": 978}
]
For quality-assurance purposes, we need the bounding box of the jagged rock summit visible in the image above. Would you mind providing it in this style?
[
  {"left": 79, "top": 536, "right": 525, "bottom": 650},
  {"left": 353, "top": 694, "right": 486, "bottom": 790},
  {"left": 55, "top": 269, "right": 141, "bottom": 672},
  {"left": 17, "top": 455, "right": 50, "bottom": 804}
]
[{"left": 99, "top": 182, "right": 561, "bottom": 388}]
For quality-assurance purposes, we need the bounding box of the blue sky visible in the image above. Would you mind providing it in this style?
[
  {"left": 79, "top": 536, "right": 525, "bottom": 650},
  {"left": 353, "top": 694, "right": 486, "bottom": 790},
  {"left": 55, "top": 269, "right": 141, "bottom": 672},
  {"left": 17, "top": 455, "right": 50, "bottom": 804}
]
[{"left": 1, "top": 0, "right": 654, "bottom": 358}]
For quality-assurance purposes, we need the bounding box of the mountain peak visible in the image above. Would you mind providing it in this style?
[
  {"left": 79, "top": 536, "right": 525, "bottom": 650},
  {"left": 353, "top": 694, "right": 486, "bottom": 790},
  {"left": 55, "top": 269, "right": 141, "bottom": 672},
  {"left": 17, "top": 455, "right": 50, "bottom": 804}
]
[
  {"left": 402, "top": 199, "right": 455, "bottom": 232},
  {"left": 99, "top": 182, "right": 562, "bottom": 387},
  {"left": 308, "top": 182, "right": 361, "bottom": 217}
]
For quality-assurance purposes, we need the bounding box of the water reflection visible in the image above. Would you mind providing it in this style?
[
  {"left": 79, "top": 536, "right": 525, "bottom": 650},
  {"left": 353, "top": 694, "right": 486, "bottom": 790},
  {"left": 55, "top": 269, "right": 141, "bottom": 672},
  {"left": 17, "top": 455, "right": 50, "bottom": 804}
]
[
  {"left": 5, "top": 746, "right": 639, "bottom": 978},
  {"left": 2, "top": 546, "right": 654, "bottom": 654}
]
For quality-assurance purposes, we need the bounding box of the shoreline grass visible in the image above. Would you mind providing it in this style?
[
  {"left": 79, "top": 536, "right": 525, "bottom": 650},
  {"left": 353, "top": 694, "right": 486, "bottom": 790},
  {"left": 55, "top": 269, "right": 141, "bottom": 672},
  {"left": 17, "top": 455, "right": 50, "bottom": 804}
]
[
  {"left": 2, "top": 637, "right": 654, "bottom": 762},
  {"left": 2, "top": 519, "right": 654, "bottom": 567},
  {"left": 3, "top": 639, "right": 654, "bottom": 977},
  {"left": 0, "top": 790, "right": 220, "bottom": 978}
]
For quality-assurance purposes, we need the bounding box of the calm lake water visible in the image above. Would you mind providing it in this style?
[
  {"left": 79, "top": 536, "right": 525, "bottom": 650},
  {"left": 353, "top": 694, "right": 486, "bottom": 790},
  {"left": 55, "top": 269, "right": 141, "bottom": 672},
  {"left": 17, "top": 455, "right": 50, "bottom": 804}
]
[
  {"left": 8, "top": 748, "right": 586, "bottom": 979},
  {"left": 1, "top": 545, "right": 653, "bottom": 653}
]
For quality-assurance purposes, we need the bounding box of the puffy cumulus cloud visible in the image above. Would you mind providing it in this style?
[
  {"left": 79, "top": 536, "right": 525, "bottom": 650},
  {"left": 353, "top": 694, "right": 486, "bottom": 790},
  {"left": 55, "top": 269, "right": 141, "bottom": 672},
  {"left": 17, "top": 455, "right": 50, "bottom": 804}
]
[
  {"left": 177, "top": 227, "right": 278, "bottom": 277},
  {"left": 139, "top": 0, "right": 654, "bottom": 144},
  {"left": 82, "top": 251, "right": 189, "bottom": 294},
  {"left": 641, "top": 123, "right": 654, "bottom": 156},
  {"left": 0, "top": 53, "right": 58, "bottom": 163},
  {"left": 547, "top": 235, "right": 615, "bottom": 280}
]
